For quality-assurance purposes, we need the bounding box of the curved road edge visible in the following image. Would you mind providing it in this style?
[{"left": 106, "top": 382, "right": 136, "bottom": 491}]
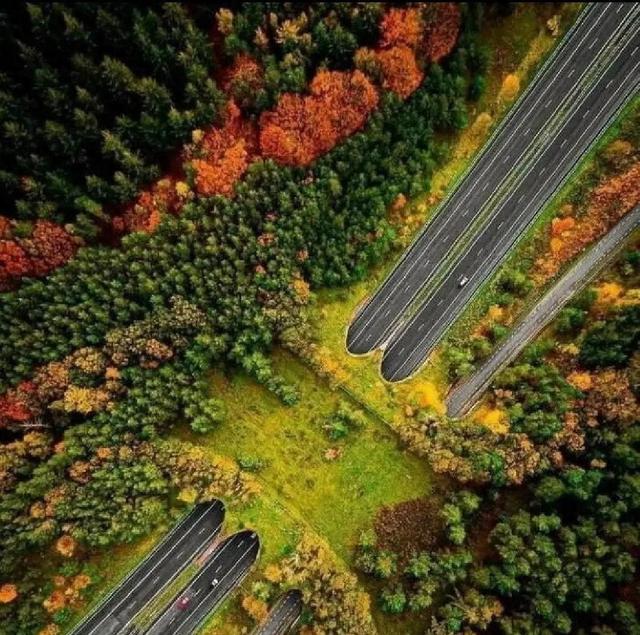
[
  {"left": 446, "top": 205, "right": 640, "bottom": 418},
  {"left": 252, "top": 589, "right": 304, "bottom": 635},
  {"left": 70, "top": 500, "right": 225, "bottom": 635}
]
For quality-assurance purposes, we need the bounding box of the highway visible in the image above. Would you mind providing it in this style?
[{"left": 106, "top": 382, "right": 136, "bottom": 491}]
[
  {"left": 446, "top": 206, "right": 640, "bottom": 418},
  {"left": 144, "top": 530, "right": 260, "bottom": 635},
  {"left": 71, "top": 501, "right": 225, "bottom": 635},
  {"left": 381, "top": 10, "right": 640, "bottom": 381},
  {"left": 252, "top": 590, "right": 304, "bottom": 635},
  {"left": 346, "top": 2, "right": 638, "bottom": 356}
]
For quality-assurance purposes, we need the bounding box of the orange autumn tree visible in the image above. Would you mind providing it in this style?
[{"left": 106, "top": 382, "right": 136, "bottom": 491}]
[
  {"left": 423, "top": 3, "right": 462, "bottom": 63},
  {"left": 259, "top": 70, "right": 378, "bottom": 166},
  {"left": 0, "top": 583, "right": 18, "bottom": 604},
  {"left": 0, "top": 220, "right": 78, "bottom": 290},
  {"left": 222, "top": 54, "right": 265, "bottom": 111},
  {"left": 375, "top": 45, "right": 424, "bottom": 98},
  {"left": 379, "top": 7, "right": 423, "bottom": 49},
  {"left": 360, "top": 5, "right": 426, "bottom": 100},
  {"left": 188, "top": 101, "right": 256, "bottom": 197},
  {"left": 535, "top": 161, "right": 640, "bottom": 282}
]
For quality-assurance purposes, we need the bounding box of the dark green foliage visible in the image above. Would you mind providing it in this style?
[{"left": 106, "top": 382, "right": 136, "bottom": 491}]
[
  {"left": 579, "top": 305, "right": 640, "bottom": 368},
  {"left": 218, "top": 3, "right": 384, "bottom": 112},
  {"left": 441, "top": 490, "right": 481, "bottom": 545},
  {"left": 380, "top": 585, "right": 407, "bottom": 614},
  {"left": 322, "top": 402, "right": 366, "bottom": 440},
  {"left": 498, "top": 267, "right": 533, "bottom": 298},
  {"left": 0, "top": 8, "right": 481, "bottom": 630},
  {"left": 554, "top": 306, "right": 587, "bottom": 335},
  {"left": 496, "top": 356, "right": 579, "bottom": 443},
  {"left": 0, "top": 3, "right": 225, "bottom": 236},
  {"left": 0, "top": 61, "right": 469, "bottom": 390}
]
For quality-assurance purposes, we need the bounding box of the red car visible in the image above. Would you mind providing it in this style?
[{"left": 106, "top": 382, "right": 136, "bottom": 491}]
[{"left": 176, "top": 596, "right": 191, "bottom": 610}]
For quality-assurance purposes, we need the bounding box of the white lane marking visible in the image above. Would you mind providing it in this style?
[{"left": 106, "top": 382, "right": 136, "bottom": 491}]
[
  {"left": 84, "top": 504, "right": 217, "bottom": 635},
  {"left": 384, "top": 51, "right": 640, "bottom": 381},
  {"left": 347, "top": 5, "right": 617, "bottom": 346},
  {"left": 144, "top": 536, "right": 239, "bottom": 634},
  {"left": 354, "top": 3, "right": 637, "bottom": 352},
  {"left": 177, "top": 540, "right": 259, "bottom": 634},
  {"left": 446, "top": 208, "right": 640, "bottom": 417}
]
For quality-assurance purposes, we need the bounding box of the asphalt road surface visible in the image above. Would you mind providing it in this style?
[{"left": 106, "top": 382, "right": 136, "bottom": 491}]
[
  {"left": 144, "top": 530, "right": 260, "bottom": 635},
  {"left": 347, "top": 2, "right": 638, "bottom": 355},
  {"left": 446, "top": 206, "right": 640, "bottom": 418},
  {"left": 71, "top": 501, "right": 225, "bottom": 635},
  {"left": 253, "top": 590, "right": 304, "bottom": 635},
  {"left": 381, "top": 11, "right": 640, "bottom": 381}
]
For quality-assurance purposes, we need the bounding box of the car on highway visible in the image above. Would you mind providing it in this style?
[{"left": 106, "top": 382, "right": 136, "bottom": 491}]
[
  {"left": 458, "top": 275, "right": 469, "bottom": 288},
  {"left": 176, "top": 596, "right": 191, "bottom": 610},
  {"left": 210, "top": 578, "right": 219, "bottom": 587}
]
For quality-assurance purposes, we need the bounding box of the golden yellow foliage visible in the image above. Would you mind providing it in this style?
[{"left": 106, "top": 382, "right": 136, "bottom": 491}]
[
  {"left": 242, "top": 595, "right": 269, "bottom": 622},
  {"left": 473, "top": 405, "right": 509, "bottom": 434},
  {"left": 38, "top": 626, "right": 60, "bottom": 635},
  {"left": 412, "top": 381, "right": 445, "bottom": 415},
  {"left": 487, "top": 304, "right": 504, "bottom": 322},
  {"left": 498, "top": 73, "right": 520, "bottom": 103},
  {"left": 549, "top": 237, "right": 563, "bottom": 254},
  {"left": 291, "top": 277, "right": 310, "bottom": 303},
  {"left": 567, "top": 371, "right": 592, "bottom": 391},
  {"left": 263, "top": 563, "right": 283, "bottom": 583},
  {"left": 177, "top": 487, "right": 198, "bottom": 504},
  {"left": 596, "top": 282, "right": 624, "bottom": 306}
]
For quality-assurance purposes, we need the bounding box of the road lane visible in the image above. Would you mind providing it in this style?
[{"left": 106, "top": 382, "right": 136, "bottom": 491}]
[
  {"left": 144, "top": 530, "right": 261, "bottom": 635},
  {"left": 347, "top": 2, "right": 638, "bottom": 354},
  {"left": 381, "top": 17, "right": 640, "bottom": 381},
  {"left": 252, "top": 590, "right": 304, "bottom": 635},
  {"left": 446, "top": 206, "right": 640, "bottom": 417},
  {"left": 71, "top": 500, "right": 225, "bottom": 635}
]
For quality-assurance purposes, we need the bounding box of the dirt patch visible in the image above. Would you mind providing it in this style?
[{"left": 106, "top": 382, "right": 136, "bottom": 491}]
[{"left": 374, "top": 497, "right": 443, "bottom": 566}]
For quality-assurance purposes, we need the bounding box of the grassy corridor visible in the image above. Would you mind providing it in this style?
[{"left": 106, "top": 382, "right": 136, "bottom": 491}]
[{"left": 174, "top": 350, "right": 433, "bottom": 633}]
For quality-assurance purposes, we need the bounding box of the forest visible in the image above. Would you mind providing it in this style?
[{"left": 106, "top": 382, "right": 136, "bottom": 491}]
[{"left": 0, "top": 3, "right": 637, "bottom": 635}]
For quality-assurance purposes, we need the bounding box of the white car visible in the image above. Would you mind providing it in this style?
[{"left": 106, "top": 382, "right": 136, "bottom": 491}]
[
  {"left": 458, "top": 275, "right": 469, "bottom": 288},
  {"left": 210, "top": 578, "right": 219, "bottom": 587}
]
